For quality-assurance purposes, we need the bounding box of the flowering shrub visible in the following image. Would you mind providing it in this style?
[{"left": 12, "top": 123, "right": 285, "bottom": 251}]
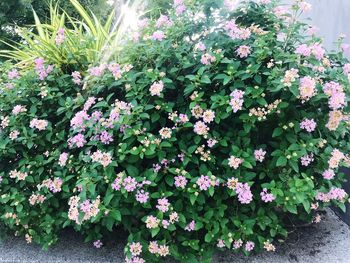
[{"left": 1, "top": 0, "right": 350, "bottom": 262}]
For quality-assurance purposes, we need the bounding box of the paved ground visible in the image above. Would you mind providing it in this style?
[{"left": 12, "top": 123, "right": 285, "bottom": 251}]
[{"left": 0, "top": 209, "right": 349, "bottom": 262}]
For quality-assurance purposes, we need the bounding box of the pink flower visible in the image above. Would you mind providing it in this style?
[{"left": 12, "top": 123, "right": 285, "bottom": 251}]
[
  {"left": 224, "top": 20, "right": 251, "bottom": 40},
  {"left": 149, "top": 241, "right": 159, "bottom": 254},
  {"left": 322, "top": 169, "right": 335, "bottom": 180},
  {"left": 194, "top": 121, "right": 209, "bottom": 135},
  {"left": 311, "top": 43, "right": 325, "bottom": 60},
  {"left": 328, "top": 149, "right": 345, "bottom": 169},
  {"left": 196, "top": 175, "right": 211, "bottom": 191},
  {"left": 301, "top": 154, "right": 314, "bottom": 166},
  {"left": 323, "top": 82, "right": 346, "bottom": 110},
  {"left": 178, "top": 114, "right": 189, "bottom": 123},
  {"left": 156, "top": 198, "right": 170, "bottom": 213},
  {"left": 158, "top": 245, "right": 170, "bottom": 257},
  {"left": 9, "top": 170, "right": 28, "bottom": 181},
  {"left": 150, "top": 81, "right": 164, "bottom": 96},
  {"left": 254, "top": 149, "right": 266, "bottom": 162},
  {"left": 274, "top": 6, "right": 289, "bottom": 18},
  {"left": 136, "top": 190, "right": 149, "bottom": 203},
  {"left": 245, "top": 241, "right": 255, "bottom": 252},
  {"left": 156, "top": 15, "right": 172, "bottom": 28},
  {"left": 174, "top": 175, "right": 188, "bottom": 189},
  {"left": 152, "top": 30, "right": 166, "bottom": 41},
  {"left": 236, "top": 45, "right": 251, "bottom": 58},
  {"left": 200, "top": 53, "right": 216, "bottom": 65},
  {"left": 93, "top": 240, "right": 103, "bottom": 248},
  {"left": 202, "top": 110, "right": 215, "bottom": 123},
  {"left": 159, "top": 127, "right": 172, "bottom": 139},
  {"left": 68, "top": 133, "right": 86, "bottom": 148},
  {"left": 90, "top": 150, "right": 112, "bottom": 167},
  {"left": 175, "top": 4, "right": 186, "bottom": 15},
  {"left": 295, "top": 44, "right": 311, "bottom": 57},
  {"left": 230, "top": 90, "right": 245, "bottom": 112},
  {"left": 316, "top": 188, "right": 347, "bottom": 202},
  {"left": 207, "top": 138, "right": 217, "bottom": 148},
  {"left": 112, "top": 173, "right": 123, "bottom": 191},
  {"left": 8, "top": 69, "right": 20, "bottom": 80},
  {"left": 12, "top": 105, "right": 27, "bottom": 115},
  {"left": 195, "top": 42, "right": 206, "bottom": 51},
  {"left": 30, "top": 118, "right": 48, "bottom": 131},
  {"left": 130, "top": 242, "right": 143, "bottom": 256},
  {"left": 233, "top": 239, "right": 243, "bottom": 249},
  {"left": 88, "top": 64, "right": 106, "bottom": 77},
  {"left": 34, "top": 57, "right": 53, "bottom": 80},
  {"left": 123, "top": 176, "right": 137, "bottom": 192},
  {"left": 72, "top": 71, "right": 82, "bottom": 85},
  {"left": 58, "top": 152, "right": 68, "bottom": 167},
  {"left": 40, "top": 178, "right": 62, "bottom": 193},
  {"left": 84, "top": 97, "right": 96, "bottom": 111},
  {"left": 100, "top": 131, "right": 114, "bottom": 144},
  {"left": 185, "top": 220, "right": 196, "bottom": 231},
  {"left": 236, "top": 182, "right": 253, "bottom": 204},
  {"left": 228, "top": 156, "right": 243, "bottom": 169},
  {"left": 9, "top": 130, "right": 19, "bottom": 140},
  {"left": 299, "top": 77, "right": 317, "bottom": 102},
  {"left": 217, "top": 239, "right": 225, "bottom": 248},
  {"left": 300, "top": 118, "right": 317, "bottom": 132},
  {"left": 70, "top": 111, "right": 90, "bottom": 131},
  {"left": 191, "top": 105, "right": 203, "bottom": 118},
  {"left": 55, "top": 28, "right": 65, "bottom": 45},
  {"left": 260, "top": 188, "right": 275, "bottom": 202},
  {"left": 326, "top": 110, "right": 343, "bottom": 131},
  {"left": 145, "top": 215, "right": 160, "bottom": 229}
]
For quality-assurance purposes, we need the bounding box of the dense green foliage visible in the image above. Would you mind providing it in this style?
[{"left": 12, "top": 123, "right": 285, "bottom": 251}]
[{"left": 1, "top": 0, "right": 350, "bottom": 262}]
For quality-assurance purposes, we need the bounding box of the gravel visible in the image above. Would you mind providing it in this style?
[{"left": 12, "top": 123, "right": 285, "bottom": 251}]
[{"left": 0, "top": 209, "right": 349, "bottom": 262}]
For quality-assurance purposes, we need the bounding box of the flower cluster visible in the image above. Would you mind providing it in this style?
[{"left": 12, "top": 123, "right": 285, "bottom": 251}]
[
  {"left": 34, "top": 57, "right": 53, "bottom": 80},
  {"left": 90, "top": 150, "right": 113, "bottom": 167},
  {"left": 9, "top": 170, "right": 28, "bottom": 181},
  {"left": 68, "top": 196, "right": 100, "bottom": 224},
  {"left": 29, "top": 118, "right": 48, "bottom": 131}
]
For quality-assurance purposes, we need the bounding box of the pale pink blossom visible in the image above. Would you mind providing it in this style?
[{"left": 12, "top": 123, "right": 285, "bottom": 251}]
[
  {"left": 228, "top": 156, "right": 243, "bottom": 169},
  {"left": 152, "top": 30, "right": 166, "bottom": 41},
  {"left": 58, "top": 152, "right": 69, "bottom": 167},
  {"left": 300, "top": 118, "right": 317, "bottom": 132},
  {"left": 150, "top": 81, "right": 164, "bottom": 96},
  {"left": 193, "top": 121, "right": 209, "bottom": 135},
  {"left": 322, "top": 169, "right": 335, "bottom": 180},
  {"left": 236, "top": 45, "right": 251, "bottom": 58},
  {"left": 254, "top": 149, "right": 266, "bottom": 162}
]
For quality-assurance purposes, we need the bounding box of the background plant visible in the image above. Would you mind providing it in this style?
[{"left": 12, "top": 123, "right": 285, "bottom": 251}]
[{"left": 0, "top": 0, "right": 111, "bottom": 51}]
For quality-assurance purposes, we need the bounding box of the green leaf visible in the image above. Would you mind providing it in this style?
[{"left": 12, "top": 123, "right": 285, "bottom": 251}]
[
  {"left": 286, "top": 204, "right": 298, "bottom": 214},
  {"left": 289, "top": 160, "right": 299, "bottom": 172},
  {"left": 272, "top": 128, "right": 283, "bottom": 137},
  {"left": 151, "top": 227, "right": 160, "bottom": 237},
  {"left": 110, "top": 210, "right": 121, "bottom": 221},
  {"left": 276, "top": 156, "right": 287, "bottom": 167},
  {"left": 205, "top": 232, "right": 212, "bottom": 243},
  {"left": 201, "top": 75, "right": 211, "bottom": 84},
  {"left": 126, "top": 165, "right": 139, "bottom": 177}
]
